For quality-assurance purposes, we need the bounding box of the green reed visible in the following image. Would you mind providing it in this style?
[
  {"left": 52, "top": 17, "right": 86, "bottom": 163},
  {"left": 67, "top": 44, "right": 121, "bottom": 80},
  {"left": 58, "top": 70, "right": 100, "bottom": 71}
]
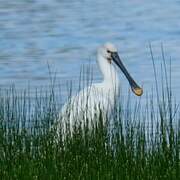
[{"left": 0, "top": 48, "right": 179, "bottom": 180}]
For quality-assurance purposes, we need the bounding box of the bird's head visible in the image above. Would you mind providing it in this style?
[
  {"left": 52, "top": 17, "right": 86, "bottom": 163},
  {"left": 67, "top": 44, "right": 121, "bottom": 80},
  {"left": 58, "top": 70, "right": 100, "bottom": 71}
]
[
  {"left": 98, "top": 42, "right": 143, "bottom": 96},
  {"left": 99, "top": 42, "right": 118, "bottom": 64}
]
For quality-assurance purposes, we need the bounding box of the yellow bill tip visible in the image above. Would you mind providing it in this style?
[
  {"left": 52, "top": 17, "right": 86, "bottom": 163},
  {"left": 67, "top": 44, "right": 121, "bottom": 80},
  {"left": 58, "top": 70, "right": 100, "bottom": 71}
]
[{"left": 132, "top": 87, "right": 143, "bottom": 96}]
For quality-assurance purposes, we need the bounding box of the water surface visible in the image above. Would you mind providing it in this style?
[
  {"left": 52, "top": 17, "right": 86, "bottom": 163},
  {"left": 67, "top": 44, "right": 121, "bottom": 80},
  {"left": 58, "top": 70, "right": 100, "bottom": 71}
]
[{"left": 0, "top": 0, "right": 180, "bottom": 103}]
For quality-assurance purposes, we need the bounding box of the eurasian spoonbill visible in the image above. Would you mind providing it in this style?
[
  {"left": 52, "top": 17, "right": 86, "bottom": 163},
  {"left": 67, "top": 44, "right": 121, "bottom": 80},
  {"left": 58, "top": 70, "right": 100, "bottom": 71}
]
[{"left": 56, "top": 42, "right": 143, "bottom": 136}]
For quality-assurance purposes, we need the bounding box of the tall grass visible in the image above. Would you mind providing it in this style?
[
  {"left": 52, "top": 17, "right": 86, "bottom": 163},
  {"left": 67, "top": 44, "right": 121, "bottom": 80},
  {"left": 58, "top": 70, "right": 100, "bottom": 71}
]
[{"left": 0, "top": 48, "right": 179, "bottom": 180}]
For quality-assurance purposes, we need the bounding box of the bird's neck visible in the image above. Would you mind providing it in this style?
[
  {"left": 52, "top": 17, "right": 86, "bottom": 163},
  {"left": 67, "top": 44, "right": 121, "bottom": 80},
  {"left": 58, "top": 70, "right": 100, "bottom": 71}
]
[{"left": 98, "top": 55, "right": 120, "bottom": 93}]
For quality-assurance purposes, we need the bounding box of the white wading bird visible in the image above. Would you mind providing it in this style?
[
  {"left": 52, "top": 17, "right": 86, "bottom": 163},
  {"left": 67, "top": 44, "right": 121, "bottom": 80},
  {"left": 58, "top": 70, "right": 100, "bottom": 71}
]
[{"left": 56, "top": 42, "right": 143, "bottom": 136}]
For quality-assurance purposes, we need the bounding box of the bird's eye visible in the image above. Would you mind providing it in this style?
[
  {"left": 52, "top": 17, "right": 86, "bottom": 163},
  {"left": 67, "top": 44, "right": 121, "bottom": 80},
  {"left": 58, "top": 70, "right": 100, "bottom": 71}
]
[{"left": 107, "top": 50, "right": 111, "bottom": 53}]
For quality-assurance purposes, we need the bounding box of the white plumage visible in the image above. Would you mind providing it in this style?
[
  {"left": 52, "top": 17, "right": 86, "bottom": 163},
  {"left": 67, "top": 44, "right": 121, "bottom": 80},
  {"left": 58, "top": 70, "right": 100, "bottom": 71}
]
[{"left": 56, "top": 42, "right": 143, "bottom": 136}]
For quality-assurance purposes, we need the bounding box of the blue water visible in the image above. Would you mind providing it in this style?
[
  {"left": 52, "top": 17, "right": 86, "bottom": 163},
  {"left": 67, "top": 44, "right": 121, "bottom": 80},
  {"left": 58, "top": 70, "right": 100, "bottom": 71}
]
[{"left": 0, "top": 0, "right": 180, "bottom": 102}]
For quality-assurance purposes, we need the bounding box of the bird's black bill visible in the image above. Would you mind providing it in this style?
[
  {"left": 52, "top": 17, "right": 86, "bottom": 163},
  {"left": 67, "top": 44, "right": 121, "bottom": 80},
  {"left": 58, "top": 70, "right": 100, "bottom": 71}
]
[{"left": 111, "top": 52, "right": 143, "bottom": 96}]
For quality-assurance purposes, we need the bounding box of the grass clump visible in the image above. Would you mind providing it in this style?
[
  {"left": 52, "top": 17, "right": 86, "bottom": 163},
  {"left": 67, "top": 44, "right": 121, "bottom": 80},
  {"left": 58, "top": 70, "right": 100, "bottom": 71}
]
[{"left": 0, "top": 48, "right": 179, "bottom": 180}]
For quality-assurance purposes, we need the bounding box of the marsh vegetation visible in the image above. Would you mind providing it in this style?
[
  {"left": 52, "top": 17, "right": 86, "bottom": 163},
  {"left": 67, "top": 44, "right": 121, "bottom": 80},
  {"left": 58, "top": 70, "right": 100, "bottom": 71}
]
[{"left": 0, "top": 49, "right": 179, "bottom": 180}]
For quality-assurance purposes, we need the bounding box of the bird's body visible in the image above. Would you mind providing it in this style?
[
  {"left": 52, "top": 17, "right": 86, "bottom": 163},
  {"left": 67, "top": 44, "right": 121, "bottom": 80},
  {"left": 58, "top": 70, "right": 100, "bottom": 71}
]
[
  {"left": 55, "top": 43, "right": 143, "bottom": 136},
  {"left": 60, "top": 80, "right": 119, "bottom": 131}
]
